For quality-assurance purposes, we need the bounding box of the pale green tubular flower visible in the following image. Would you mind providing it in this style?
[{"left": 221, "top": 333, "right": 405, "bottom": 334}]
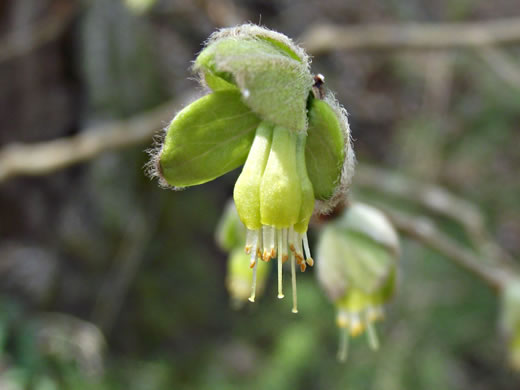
[
  {"left": 149, "top": 24, "right": 355, "bottom": 313},
  {"left": 500, "top": 279, "right": 520, "bottom": 370},
  {"left": 316, "top": 203, "right": 400, "bottom": 361}
]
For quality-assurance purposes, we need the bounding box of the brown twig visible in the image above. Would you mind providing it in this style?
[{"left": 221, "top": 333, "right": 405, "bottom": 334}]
[
  {"left": 355, "top": 164, "right": 517, "bottom": 267},
  {"left": 384, "top": 209, "right": 513, "bottom": 291},
  {"left": 0, "top": 95, "right": 194, "bottom": 183},
  {"left": 355, "top": 164, "right": 484, "bottom": 237},
  {"left": 479, "top": 46, "right": 520, "bottom": 89},
  {"left": 301, "top": 18, "right": 520, "bottom": 54}
]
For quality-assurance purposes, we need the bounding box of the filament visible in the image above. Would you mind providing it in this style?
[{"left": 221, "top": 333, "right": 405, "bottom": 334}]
[
  {"left": 366, "top": 320, "right": 380, "bottom": 350},
  {"left": 282, "top": 228, "right": 288, "bottom": 262},
  {"left": 277, "top": 229, "right": 284, "bottom": 299},
  {"left": 245, "top": 229, "right": 257, "bottom": 254},
  {"left": 248, "top": 257, "right": 258, "bottom": 303},
  {"left": 291, "top": 251, "right": 298, "bottom": 313},
  {"left": 337, "top": 327, "right": 350, "bottom": 362},
  {"left": 303, "top": 233, "right": 314, "bottom": 266}
]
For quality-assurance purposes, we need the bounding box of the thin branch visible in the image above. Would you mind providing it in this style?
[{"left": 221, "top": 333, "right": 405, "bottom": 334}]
[
  {"left": 355, "top": 164, "right": 517, "bottom": 267},
  {"left": 355, "top": 164, "right": 484, "bottom": 238},
  {"left": 0, "top": 95, "right": 193, "bottom": 183},
  {"left": 479, "top": 46, "right": 520, "bottom": 89},
  {"left": 300, "top": 18, "right": 520, "bottom": 54},
  {"left": 384, "top": 209, "right": 513, "bottom": 291}
]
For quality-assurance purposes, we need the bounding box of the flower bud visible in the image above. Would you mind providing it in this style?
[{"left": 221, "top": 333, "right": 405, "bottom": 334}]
[
  {"left": 316, "top": 203, "right": 400, "bottom": 361},
  {"left": 501, "top": 279, "right": 520, "bottom": 370},
  {"left": 226, "top": 248, "right": 269, "bottom": 307},
  {"left": 194, "top": 24, "right": 312, "bottom": 132},
  {"left": 215, "top": 201, "right": 247, "bottom": 252}
]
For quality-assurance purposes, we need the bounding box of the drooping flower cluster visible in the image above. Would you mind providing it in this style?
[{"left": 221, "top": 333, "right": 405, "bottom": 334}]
[
  {"left": 149, "top": 24, "right": 354, "bottom": 313},
  {"left": 316, "top": 203, "right": 400, "bottom": 361}
]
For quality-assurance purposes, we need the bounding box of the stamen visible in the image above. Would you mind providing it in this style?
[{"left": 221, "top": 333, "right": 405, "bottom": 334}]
[
  {"left": 262, "top": 226, "right": 276, "bottom": 261},
  {"left": 256, "top": 229, "right": 263, "bottom": 261},
  {"left": 277, "top": 229, "right": 284, "bottom": 299},
  {"left": 248, "top": 230, "right": 260, "bottom": 302},
  {"left": 337, "top": 327, "right": 350, "bottom": 362},
  {"left": 294, "top": 233, "right": 304, "bottom": 266},
  {"left": 245, "top": 229, "right": 257, "bottom": 255},
  {"left": 262, "top": 226, "right": 269, "bottom": 261},
  {"left": 277, "top": 228, "right": 283, "bottom": 268},
  {"left": 291, "top": 251, "right": 298, "bottom": 313},
  {"left": 248, "top": 257, "right": 258, "bottom": 302},
  {"left": 282, "top": 228, "right": 289, "bottom": 262},
  {"left": 303, "top": 233, "right": 314, "bottom": 267},
  {"left": 248, "top": 230, "right": 258, "bottom": 268},
  {"left": 288, "top": 227, "right": 296, "bottom": 253},
  {"left": 366, "top": 320, "right": 380, "bottom": 350},
  {"left": 367, "top": 306, "right": 384, "bottom": 323},
  {"left": 349, "top": 312, "right": 364, "bottom": 337},
  {"left": 270, "top": 226, "right": 277, "bottom": 259},
  {"left": 336, "top": 310, "right": 349, "bottom": 328}
]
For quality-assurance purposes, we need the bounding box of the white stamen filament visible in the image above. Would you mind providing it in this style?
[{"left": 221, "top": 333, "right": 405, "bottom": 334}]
[
  {"left": 288, "top": 227, "right": 295, "bottom": 253},
  {"left": 248, "top": 231, "right": 258, "bottom": 267},
  {"left": 349, "top": 312, "right": 363, "bottom": 336},
  {"left": 303, "top": 233, "right": 314, "bottom": 266},
  {"left": 248, "top": 257, "right": 258, "bottom": 302},
  {"left": 277, "top": 228, "right": 284, "bottom": 299},
  {"left": 248, "top": 229, "right": 260, "bottom": 303},
  {"left": 244, "top": 225, "right": 311, "bottom": 311},
  {"left": 336, "top": 310, "right": 349, "bottom": 328},
  {"left": 295, "top": 232, "right": 304, "bottom": 270},
  {"left": 290, "top": 250, "right": 298, "bottom": 313},
  {"left": 337, "top": 327, "right": 350, "bottom": 362},
  {"left": 262, "top": 226, "right": 276, "bottom": 261},
  {"left": 245, "top": 229, "right": 257, "bottom": 254},
  {"left": 256, "top": 229, "right": 263, "bottom": 259},
  {"left": 367, "top": 306, "right": 384, "bottom": 323},
  {"left": 366, "top": 320, "right": 380, "bottom": 350},
  {"left": 282, "top": 228, "right": 288, "bottom": 262}
]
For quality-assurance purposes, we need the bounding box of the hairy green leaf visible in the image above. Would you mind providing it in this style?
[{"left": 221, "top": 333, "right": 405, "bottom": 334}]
[
  {"left": 159, "top": 90, "right": 261, "bottom": 187},
  {"left": 306, "top": 99, "right": 345, "bottom": 200},
  {"left": 195, "top": 37, "right": 312, "bottom": 132}
]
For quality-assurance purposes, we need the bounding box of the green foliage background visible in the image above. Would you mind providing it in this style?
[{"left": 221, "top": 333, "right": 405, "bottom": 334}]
[{"left": 0, "top": 0, "right": 519, "bottom": 389}]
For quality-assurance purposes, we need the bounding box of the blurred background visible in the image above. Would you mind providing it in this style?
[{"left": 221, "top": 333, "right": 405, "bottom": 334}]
[{"left": 1, "top": 0, "right": 520, "bottom": 389}]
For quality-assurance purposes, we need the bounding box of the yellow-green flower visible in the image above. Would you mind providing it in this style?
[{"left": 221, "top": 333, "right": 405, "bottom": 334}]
[
  {"left": 149, "top": 24, "right": 354, "bottom": 313},
  {"left": 316, "top": 203, "right": 400, "bottom": 360}
]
